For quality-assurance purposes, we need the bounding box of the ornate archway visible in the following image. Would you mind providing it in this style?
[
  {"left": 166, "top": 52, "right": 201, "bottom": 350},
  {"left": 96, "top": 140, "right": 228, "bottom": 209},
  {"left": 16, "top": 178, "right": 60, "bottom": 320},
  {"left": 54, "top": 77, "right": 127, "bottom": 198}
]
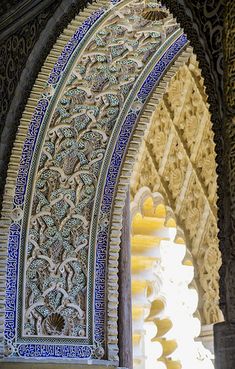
[{"left": 0, "top": 0, "right": 221, "bottom": 367}]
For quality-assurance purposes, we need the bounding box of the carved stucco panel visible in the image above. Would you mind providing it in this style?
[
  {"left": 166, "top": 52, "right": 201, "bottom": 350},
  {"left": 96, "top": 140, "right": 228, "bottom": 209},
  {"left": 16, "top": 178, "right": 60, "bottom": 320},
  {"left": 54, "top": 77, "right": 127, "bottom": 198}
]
[
  {"left": 197, "top": 214, "right": 222, "bottom": 324},
  {"left": 130, "top": 58, "right": 221, "bottom": 325},
  {"left": 23, "top": 0, "right": 180, "bottom": 339},
  {"left": 130, "top": 141, "right": 165, "bottom": 200},
  {"left": 161, "top": 134, "right": 188, "bottom": 201}
]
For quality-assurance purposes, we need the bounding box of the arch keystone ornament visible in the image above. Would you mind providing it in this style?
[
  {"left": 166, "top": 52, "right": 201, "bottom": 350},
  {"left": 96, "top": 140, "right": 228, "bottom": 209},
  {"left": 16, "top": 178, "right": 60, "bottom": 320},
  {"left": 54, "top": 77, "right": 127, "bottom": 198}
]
[{"left": 0, "top": 0, "right": 221, "bottom": 367}]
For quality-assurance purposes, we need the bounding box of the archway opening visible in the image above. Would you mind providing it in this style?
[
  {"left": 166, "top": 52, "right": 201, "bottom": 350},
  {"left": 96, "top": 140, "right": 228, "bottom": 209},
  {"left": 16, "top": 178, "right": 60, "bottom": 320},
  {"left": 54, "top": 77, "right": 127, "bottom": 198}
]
[
  {"left": 117, "top": 52, "right": 224, "bottom": 369},
  {"left": 130, "top": 188, "right": 214, "bottom": 369}
]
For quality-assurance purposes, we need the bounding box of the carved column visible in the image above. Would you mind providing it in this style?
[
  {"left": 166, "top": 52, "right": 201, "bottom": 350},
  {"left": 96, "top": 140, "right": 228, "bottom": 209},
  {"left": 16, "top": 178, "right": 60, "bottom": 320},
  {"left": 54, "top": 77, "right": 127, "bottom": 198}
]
[{"left": 214, "top": 2, "right": 235, "bottom": 369}]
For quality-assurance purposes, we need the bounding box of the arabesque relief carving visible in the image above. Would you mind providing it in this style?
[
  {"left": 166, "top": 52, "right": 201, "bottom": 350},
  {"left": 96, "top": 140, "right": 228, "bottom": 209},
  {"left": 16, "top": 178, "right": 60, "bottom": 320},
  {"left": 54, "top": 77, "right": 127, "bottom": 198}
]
[
  {"left": 131, "top": 55, "right": 222, "bottom": 325},
  {"left": 24, "top": 0, "right": 179, "bottom": 338}
]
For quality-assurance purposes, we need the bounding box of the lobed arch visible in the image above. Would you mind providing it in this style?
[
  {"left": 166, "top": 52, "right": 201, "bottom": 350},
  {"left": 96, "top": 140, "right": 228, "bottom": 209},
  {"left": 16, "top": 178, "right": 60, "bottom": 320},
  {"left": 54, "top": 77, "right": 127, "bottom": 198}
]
[
  {"left": 0, "top": 0, "right": 221, "bottom": 367},
  {"left": 130, "top": 186, "right": 214, "bottom": 369}
]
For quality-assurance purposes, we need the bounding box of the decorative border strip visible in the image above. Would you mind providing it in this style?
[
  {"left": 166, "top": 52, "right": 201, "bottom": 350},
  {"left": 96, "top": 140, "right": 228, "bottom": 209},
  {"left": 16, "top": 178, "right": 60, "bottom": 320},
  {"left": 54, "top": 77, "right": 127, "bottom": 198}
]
[
  {"left": 0, "top": 1, "right": 189, "bottom": 364},
  {"left": 17, "top": 344, "right": 92, "bottom": 359}
]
